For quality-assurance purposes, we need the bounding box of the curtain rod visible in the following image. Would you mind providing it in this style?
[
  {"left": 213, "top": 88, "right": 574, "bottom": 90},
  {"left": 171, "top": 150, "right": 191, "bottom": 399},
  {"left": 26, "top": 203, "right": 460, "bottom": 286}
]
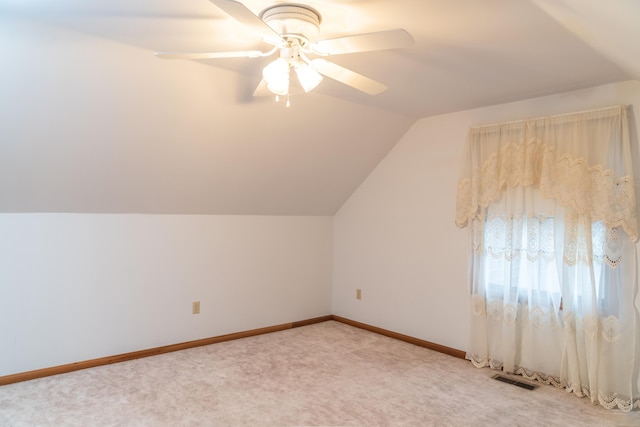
[{"left": 470, "top": 104, "right": 630, "bottom": 130}]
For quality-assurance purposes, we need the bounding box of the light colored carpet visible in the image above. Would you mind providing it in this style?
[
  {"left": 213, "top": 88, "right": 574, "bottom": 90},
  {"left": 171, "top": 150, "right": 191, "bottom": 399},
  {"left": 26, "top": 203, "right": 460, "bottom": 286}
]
[{"left": 1, "top": 321, "right": 639, "bottom": 426}]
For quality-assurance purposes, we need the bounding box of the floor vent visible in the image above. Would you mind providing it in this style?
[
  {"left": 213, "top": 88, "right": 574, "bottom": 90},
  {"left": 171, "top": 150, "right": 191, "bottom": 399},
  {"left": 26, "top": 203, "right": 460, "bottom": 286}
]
[{"left": 492, "top": 374, "right": 538, "bottom": 390}]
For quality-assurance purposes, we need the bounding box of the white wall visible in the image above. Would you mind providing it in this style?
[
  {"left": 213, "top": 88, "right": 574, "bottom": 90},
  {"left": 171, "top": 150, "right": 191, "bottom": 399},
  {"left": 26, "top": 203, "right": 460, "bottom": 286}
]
[
  {"left": 332, "top": 80, "right": 640, "bottom": 352},
  {"left": 0, "top": 214, "right": 332, "bottom": 376},
  {"left": 4, "top": 81, "right": 640, "bottom": 378}
]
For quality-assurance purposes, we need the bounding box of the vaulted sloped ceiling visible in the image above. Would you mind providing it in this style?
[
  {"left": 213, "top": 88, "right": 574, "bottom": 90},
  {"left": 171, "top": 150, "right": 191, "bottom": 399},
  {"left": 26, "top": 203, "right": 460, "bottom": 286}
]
[{"left": 0, "top": 0, "right": 637, "bottom": 215}]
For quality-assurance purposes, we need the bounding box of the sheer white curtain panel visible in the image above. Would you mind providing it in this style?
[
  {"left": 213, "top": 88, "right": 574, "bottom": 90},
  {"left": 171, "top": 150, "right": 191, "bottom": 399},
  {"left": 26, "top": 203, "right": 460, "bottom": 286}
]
[{"left": 456, "top": 105, "right": 639, "bottom": 411}]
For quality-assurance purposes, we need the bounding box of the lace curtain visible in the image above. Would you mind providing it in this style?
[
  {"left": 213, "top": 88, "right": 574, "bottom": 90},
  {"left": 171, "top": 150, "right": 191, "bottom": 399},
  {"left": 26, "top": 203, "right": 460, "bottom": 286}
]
[{"left": 455, "top": 105, "right": 639, "bottom": 411}]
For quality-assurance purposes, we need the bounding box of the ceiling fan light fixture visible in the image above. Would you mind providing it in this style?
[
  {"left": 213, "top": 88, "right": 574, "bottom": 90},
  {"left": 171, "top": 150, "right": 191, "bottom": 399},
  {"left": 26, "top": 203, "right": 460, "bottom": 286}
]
[
  {"left": 295, "top": 62, "right": 323, "bottom": 92},
  {"left": 263, "top": 57, "right": 290, "bottom": 96},
  {"left": 158, "top": 2, "right": 413, "bottom": 100}
]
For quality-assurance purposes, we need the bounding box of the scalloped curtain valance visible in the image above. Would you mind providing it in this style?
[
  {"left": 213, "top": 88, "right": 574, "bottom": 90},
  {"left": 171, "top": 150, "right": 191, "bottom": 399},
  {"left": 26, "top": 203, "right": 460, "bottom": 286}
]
[{"left": 455, "top": 105, "right": 638, "bottom": 242}]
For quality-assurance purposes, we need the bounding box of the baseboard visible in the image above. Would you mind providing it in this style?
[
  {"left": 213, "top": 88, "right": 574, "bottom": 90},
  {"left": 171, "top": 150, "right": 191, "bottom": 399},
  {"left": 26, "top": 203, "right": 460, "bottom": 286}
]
[
  {"left": 0, "top": 315, "right": 332, "bottom": 387},
  {"left": 330, "top": 315, "right": 466, "bottom": 360},
  {"left": 0, "top": 314, "right": 465, "bottom": 386}
]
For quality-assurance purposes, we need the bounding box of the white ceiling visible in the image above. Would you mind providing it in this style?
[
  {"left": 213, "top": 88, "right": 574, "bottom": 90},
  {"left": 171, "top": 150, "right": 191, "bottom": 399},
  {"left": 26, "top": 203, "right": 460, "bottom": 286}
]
[{"left": 0, "top": 0, "right": 637, "bottom": 215}]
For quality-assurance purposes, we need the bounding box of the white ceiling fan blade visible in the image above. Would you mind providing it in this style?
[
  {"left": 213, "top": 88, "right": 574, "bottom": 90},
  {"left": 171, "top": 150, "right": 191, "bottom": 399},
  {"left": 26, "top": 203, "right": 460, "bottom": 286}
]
[
  {"left": 311, "top": 59, "right": 387, "bottom": 95},
  {"left": 311, "top": 29, "right": 414, "bottom": 56},
  {"left": 155, "top": 50, "right": 264, "bottom": 59},
  {"left": 210, "top": 0, "right": 283, "bottom": 46}
]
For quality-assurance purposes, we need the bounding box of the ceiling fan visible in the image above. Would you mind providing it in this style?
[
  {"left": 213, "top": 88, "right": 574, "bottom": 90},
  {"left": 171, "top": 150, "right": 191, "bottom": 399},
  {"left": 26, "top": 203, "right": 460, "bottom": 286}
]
[{"left": 155, "top": 0, "right": 414, "bottom": 104}]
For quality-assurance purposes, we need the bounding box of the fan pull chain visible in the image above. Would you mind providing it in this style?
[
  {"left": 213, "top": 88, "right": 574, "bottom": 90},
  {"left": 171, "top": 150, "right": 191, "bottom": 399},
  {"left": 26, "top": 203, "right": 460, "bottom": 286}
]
[{"left": 273, "top": 94, "right": 291, "bottom": 107}]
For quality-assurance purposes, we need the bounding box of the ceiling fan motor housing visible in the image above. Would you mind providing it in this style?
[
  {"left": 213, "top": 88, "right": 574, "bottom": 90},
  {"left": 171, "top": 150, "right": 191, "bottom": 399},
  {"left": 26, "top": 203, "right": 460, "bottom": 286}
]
[{"left": 260, "top": 3, "right": 321, "bottom": 46}]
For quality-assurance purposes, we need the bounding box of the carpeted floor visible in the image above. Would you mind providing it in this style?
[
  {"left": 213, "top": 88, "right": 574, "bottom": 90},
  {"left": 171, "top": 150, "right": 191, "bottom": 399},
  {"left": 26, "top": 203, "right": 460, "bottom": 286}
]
[{"left": 1, "top": 321, "right": 639, "bottom": 426}]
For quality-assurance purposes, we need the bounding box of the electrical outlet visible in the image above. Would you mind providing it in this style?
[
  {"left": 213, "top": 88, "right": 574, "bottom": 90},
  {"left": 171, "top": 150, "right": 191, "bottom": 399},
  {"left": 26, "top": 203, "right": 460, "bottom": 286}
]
[
  {"left": 356, "top": 289, "right": 362, "bottom": 300},
  {"left": 192, "top": 301, "right": 200, "bottom": 314}
]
